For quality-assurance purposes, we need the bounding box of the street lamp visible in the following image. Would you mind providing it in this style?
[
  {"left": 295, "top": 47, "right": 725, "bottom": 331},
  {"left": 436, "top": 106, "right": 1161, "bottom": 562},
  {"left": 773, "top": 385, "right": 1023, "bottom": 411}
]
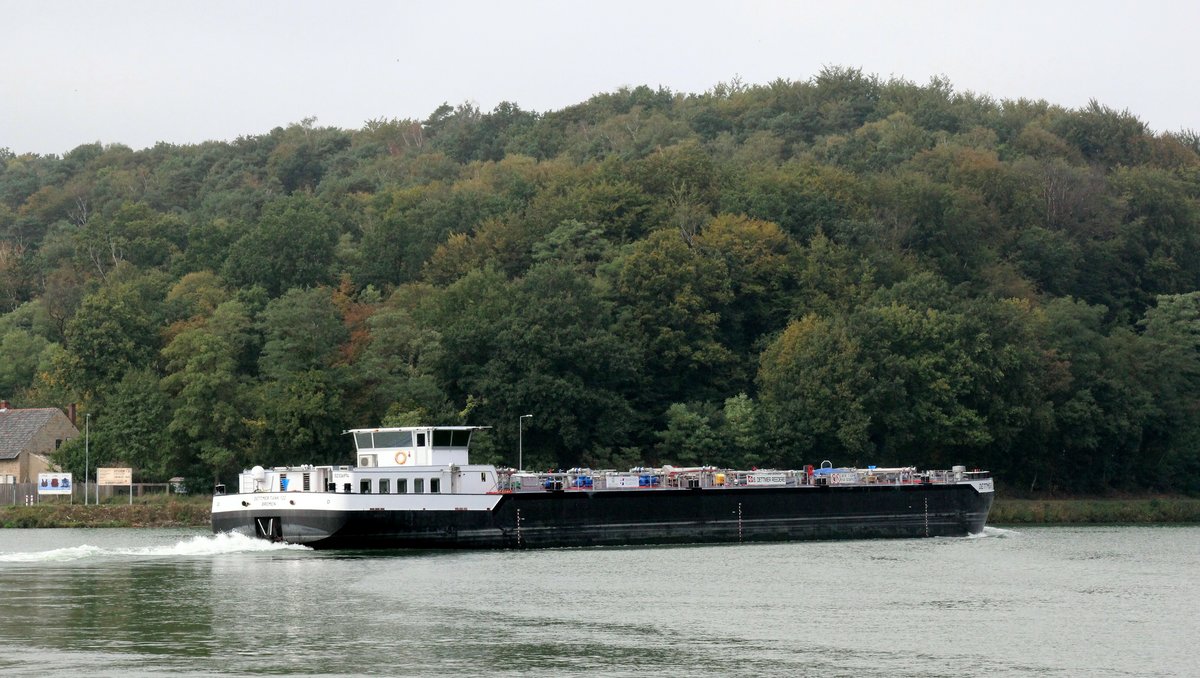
[
  {"left": 84, "top": 413, "right": 89, "bottom": 506},
  {"left": 518, "top": 414, "right": 532, "bottom": 471}
]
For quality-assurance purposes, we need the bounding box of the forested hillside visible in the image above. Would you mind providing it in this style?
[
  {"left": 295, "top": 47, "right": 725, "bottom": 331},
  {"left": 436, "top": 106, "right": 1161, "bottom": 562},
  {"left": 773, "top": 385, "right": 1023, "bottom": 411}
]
[{"left": 3, "top": 68, "right": 1199, "bottom": 494}]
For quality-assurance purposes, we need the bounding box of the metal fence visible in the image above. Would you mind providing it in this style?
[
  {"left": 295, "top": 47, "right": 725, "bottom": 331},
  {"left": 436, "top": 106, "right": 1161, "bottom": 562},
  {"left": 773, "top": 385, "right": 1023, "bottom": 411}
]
[{"left": 0, "top": 482, "right": 178, "bottom": 506}]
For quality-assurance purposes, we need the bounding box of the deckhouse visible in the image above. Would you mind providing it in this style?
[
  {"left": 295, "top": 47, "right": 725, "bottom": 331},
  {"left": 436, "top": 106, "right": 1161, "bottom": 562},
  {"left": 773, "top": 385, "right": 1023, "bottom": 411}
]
[
  {"left": 351, "top": 425, "right": 479, "bottom": 468},
  {"left": 233, "top": 426, "right": 497, "bottom": 497}
]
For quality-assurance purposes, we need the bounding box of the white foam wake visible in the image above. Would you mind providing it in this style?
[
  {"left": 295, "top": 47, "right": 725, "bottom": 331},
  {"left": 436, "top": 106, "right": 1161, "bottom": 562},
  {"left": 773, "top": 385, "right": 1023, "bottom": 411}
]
[
  {"left": 967, "top": 525, "right": 1020, "bottom": 539},
  {"left": 0, "top": 544, "right": 107, "bottom": 563},
  {"left": 0, "top": 532, "right": 308, "bottom": 563}
]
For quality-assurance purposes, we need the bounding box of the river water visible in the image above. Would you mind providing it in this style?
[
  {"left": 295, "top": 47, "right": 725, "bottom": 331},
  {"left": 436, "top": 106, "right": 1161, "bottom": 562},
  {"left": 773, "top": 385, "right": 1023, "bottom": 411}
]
[{"left": 0, "top": 526, "right": 1196, "bottom": 677}]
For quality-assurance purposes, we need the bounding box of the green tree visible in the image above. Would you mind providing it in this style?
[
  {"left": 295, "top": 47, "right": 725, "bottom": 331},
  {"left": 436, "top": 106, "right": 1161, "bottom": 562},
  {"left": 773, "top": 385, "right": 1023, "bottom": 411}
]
[
  {"left": 610, "top": 228, "right": 735, "bottom": 406},
  {"left": 1052, "top": 100, "right": 1149, "bottom": 168},
  {"left": 851, "top": 276, "right": 1003, "bottom": 467},
  {"left": 74, "top": 202, "right": 186, "bottom": 278},
  {"left": 1024, "top": 298, "right": 1152, "bottom": 493},
  {"left": 222, "top": 194, "right": 339, "bottom": 296},
  {"left": 161, "top": 308, "right": 252, "bottom": 482},
  {"left": 421, "top": 264, "right": 641, "bottom": 469},
  {"left": 87, "top": 369, "right": 177, "bottom": 480},
  {"left": 61, "top": 269, "right": 168, "bottom": 397},
  {"left": 656, "top": 402, "right": 719, "bottom": 466},
  {"left": 757, "top": 313, "right": 872, "bottom": 467},
  {"left": 258, "top": 287, "right": 349, "bottom": 377},
  {"left": 356, "top": 303, "right": 452, "bottom": 425},
  {"left": 694, "top": 214, "right": 796, "bottom": 363},
  {"left": 254, "top": 369, "right": 348, "bottom": 464},
  {"left": 817, "top": 111, "right": 934, "bottom": 172},
  {"left": 1137, "top": 292, "right": 1200, "bottom": 492},
  {"left": 0, "top": 328, "right": 50, "bottom": 396},
  {"left": 719, "top": 393, "right": 767, "bottom": 468}
]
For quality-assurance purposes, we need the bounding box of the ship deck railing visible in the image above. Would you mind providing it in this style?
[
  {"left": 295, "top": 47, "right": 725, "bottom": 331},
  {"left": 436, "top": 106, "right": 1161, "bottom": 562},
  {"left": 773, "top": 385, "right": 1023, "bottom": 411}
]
[{"left": 493, "top": 466, "right": 978, "bottom": 493}]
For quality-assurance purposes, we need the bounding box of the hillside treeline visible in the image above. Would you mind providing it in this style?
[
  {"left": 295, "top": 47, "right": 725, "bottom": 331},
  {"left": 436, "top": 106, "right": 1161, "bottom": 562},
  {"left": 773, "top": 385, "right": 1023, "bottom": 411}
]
[{"left": 2, "top": 68, "right": 1199, "bottom": 495}]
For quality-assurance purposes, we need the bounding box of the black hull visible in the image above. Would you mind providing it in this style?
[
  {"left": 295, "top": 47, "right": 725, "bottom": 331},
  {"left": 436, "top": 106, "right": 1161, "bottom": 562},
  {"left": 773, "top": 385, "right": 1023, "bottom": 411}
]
[{"left": 213, "top": 483, "right": 993, "bottom": 550}]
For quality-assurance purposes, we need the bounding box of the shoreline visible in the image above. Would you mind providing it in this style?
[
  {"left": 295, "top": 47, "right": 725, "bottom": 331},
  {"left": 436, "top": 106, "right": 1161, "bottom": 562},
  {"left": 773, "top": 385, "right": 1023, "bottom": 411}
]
[
  {"left": 2, "top": 496, "right": 1199, "bottom": 529},
  {"left": 988, "top": 497, "right": 1200, "bottom": 525},
  {"left": 0, "top": 499, "right": 211, "bottom": 528}
]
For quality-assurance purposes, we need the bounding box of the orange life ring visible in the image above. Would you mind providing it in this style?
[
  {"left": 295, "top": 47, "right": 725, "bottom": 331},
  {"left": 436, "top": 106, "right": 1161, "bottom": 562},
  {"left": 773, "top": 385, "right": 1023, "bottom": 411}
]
[{"left": 394, "top": 451, "right": 409, "bottom": 465}]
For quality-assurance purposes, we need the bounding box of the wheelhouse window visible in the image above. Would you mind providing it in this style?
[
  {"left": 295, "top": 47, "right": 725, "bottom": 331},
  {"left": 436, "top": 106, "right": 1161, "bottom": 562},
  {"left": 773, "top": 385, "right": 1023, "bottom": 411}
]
[
  {"left": 378, "top": 478, "right": 390, "bottom": 494},
  {"left": 432, "top": 430, "right": 472, "bottom": 448},
  {"left": 374, "top": 430, "right": 412, "bottom": 448},
  {"left": 357, "top": 430, "right": 415, "bottom": 449},
  {"left": 416, "top": 433, "right": 426, "bottom": 447},
  {"left": 414, "top": 478, "right": 425, "bottom": 494}
]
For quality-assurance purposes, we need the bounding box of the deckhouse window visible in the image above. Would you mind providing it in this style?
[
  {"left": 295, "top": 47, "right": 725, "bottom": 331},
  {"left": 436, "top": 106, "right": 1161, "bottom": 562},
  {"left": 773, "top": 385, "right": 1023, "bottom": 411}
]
[
  {"left": 397, "top": 478, "right": 407, "bottom": 494},
  {"left": 374, "top": 430, "right": 412, "bottom": 448},
  {"left": 430, "top": 478, "right": 440, "bottom": 493},
  {"left": 431, "top": 430, "right": 472, "bottom": 448},
  {"left": 414, "top": 478, "right": 425, "bottom": 494},
  {"left": 360, "top": 479, "right": 371, "bottom": 494},
  {"left": 379, "top": 478, "right": 390, "bottom": 494}
]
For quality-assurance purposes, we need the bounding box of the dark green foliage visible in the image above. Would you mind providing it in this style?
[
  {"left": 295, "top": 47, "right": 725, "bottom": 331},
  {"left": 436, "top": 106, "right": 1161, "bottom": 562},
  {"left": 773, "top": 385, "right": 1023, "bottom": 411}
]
[
  {"left": 610, "top": 228, "right": 735, "bottom": 406},
  {"left": 1051, "top": 100, "right": 1149, "bottom": 168},
  {"left": 419, "top": 264, "right": 642, "bottom": 469},
  {"left": 222, "top": 194, "right": 340, "bottom": 296},
  {"left": 76, "top": 368, "right": 176, "bottom": 480},
  {"left": 4, "top": 71, "right": 1200, "bottom": 495},
  {"left": 258, "top": 287, "right": 348, "bottom": 377},
  {"left": 61, "top": 269, "right": 169, "bottom": 397}
]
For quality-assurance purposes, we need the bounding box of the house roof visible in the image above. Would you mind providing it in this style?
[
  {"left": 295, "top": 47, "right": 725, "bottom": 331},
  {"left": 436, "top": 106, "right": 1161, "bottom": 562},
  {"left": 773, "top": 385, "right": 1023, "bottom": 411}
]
[{"left": 0, "top": 408, "right": 66, "bottom": 460}]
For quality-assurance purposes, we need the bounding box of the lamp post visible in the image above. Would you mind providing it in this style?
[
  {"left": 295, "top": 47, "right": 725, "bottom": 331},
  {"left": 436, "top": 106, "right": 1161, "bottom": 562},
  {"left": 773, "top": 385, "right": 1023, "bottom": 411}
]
[
  {"left": 518, "top": 414, "right": 532, "bottom": 471},
  {"left": 84, "top": 413, "right": 89, "bottom": 506}
]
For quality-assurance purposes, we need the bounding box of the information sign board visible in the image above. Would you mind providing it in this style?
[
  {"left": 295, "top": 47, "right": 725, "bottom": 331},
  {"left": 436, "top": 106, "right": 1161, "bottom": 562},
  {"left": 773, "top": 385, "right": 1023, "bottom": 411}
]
[
  {"left": 97, "top": 467, "right": 133, "bottom": 485},
  {"left": 37, "top": 472, "right": 73, "bottom": 495}
]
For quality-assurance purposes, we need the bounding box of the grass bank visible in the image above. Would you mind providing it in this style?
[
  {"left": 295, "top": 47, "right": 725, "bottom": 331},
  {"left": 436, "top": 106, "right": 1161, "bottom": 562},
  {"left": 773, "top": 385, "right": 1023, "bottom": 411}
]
[
  {"left": 0, "top": 496, "right": 211, "bottom": 528},
  {"left": 991, "top": 497, "right": 1200, "bottom": 524}
]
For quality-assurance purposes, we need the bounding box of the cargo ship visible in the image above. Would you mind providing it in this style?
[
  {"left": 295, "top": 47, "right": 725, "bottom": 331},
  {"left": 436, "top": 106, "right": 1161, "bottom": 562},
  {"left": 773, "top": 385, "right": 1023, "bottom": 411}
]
[{"left": 211, "top": 425, "right": 995, "bottom": 549}]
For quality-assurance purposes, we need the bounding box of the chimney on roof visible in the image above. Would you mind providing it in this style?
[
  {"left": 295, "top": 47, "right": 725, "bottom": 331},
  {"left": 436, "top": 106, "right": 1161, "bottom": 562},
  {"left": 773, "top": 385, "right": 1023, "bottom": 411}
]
[{"left": 68, "top": 403, "right": 77, "bottom": 425}]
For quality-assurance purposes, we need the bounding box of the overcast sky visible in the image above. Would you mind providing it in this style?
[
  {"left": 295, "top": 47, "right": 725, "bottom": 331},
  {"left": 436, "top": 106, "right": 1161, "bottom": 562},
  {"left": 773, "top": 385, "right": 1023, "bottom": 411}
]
[{"left": 2, "top": 0, "right": 1197, "bottom": 156}]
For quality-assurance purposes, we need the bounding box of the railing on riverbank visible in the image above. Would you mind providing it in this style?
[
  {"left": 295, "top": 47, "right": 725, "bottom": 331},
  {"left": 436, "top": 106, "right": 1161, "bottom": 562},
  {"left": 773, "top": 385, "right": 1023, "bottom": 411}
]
[{"left": 0, "top": 482, "right": 179, "bottom": 506}]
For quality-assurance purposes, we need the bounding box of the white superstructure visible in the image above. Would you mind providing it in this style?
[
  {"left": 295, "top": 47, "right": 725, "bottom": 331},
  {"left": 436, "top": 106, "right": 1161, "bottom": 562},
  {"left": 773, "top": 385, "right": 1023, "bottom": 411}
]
[{"left": 235, "top": 426, "right": 498, "bottom": 497}]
